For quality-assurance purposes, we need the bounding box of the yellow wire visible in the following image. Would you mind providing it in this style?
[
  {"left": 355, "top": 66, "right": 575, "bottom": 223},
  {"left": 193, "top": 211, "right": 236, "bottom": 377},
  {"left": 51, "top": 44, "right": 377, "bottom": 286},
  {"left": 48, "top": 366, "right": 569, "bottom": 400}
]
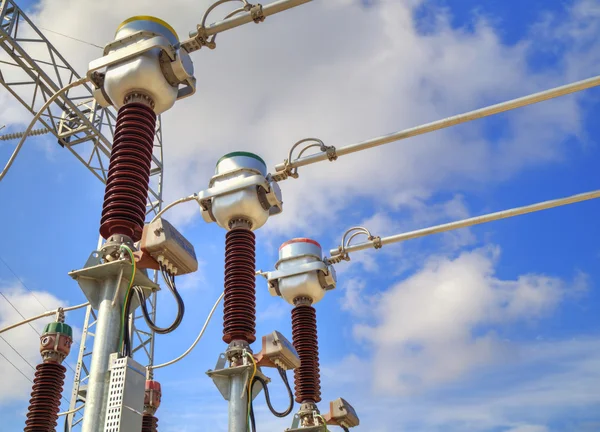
[
  {"left": 316, "top": 414, "right": 330, "bottom": 431},
  {"left": 246, "top": 351, "right": 257, "bottom": 430}
]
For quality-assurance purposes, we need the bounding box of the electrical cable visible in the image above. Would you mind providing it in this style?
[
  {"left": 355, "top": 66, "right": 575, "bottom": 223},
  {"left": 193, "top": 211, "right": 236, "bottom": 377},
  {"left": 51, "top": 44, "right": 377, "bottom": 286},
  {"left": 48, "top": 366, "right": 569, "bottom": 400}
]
[
  {"left": 121, "top": 286, "right": 136, "bottom": 357},
  {"left": 249, "top": 398, "right": 257, "bottom": 432},
  {"left": 274, "top": 74, "right": 600, "bottom": 175},
  {"left": 246, "top": 352, "right": 257, "bottom": 430},
  {"left": 135, "top": 264, "right": 185, "bottom": 334},
  {"left": 252, "top": 373, "right": 294, "bottom": 418},
  {"left": 150, "top": 290, "right": 224, "bottom": 370},
  {"left": 38, "top": 26, "right": 103, "bottom": 49},
  {"left": 0, "top": 254, "right": 50, "bottom": 310},
  {"left": 57, "top": 403, "right": 85, "bottom": 417},
  {"left": 0, "top": 77, "right": 89, "bottom": 182},
  {"left": 118, "top": 245, "right": 136, "bottom": 355},
  {"left": 328, "top": 188, "right": 600, "bottom": 259},
  {"left": 0, "top": 302, "right": 89, "bottom": 335},
  {"left": 150, "top": 194, "right": 197, "bottom": 223},
  {"left": 0, "top": 350, "right": 32, "bottom": 383}
]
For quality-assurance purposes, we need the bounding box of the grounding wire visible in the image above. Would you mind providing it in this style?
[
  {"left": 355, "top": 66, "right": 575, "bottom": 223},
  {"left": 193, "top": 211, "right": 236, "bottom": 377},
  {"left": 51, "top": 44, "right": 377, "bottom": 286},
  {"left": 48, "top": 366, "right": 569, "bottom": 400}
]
[
  {"left": 0, "top": 77, "right": 89, "bottom": 182},
  {"left": 150, "top": 290, "right": 224, "bottom": 370}
]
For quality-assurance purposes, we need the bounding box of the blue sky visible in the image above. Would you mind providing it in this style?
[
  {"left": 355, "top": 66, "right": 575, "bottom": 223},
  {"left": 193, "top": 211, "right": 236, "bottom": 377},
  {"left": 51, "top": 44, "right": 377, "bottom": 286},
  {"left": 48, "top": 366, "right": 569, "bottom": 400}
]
[{"left": 1, "top": 0, "right": 600, "bottom": 431}]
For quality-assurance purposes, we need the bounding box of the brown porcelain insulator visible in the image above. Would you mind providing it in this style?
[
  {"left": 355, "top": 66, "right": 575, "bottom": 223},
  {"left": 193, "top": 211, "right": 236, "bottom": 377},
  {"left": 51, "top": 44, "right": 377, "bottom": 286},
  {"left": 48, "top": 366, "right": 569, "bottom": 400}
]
[
  {"left": 222, "top": 228, "right": 256, "bottom": 344},
  {"left": 24, "top": 362, "right": 66, "bottom": 432},
  {"left": 292, "top": 303, "right": 321, "bottom": 404},
  {"left": 142, "top": 414, "right": 159, "bottom": 432},
  {"left": 100, "top": 102, "right": 156, "bottom": 242}
]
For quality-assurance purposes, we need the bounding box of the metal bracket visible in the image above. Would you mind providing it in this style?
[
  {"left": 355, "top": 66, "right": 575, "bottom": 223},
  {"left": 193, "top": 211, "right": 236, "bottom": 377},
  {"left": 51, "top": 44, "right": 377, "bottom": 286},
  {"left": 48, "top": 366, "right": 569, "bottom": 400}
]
[
  {"left": 267, "top": 261, "right": 331, "bottom": 292},
  {"left": 250, "top": 4, "right": 265, "bottom": 23},
  {"left": 286, "top": 414, "right": 324, "bottom": 432},
  {"left": 206, "top": 353, "right": 270, "bottom": 401},
  {"left": 325, "top": 144, "right": 337, "bottom": 161},
  {"left": 69, "top": 254, "right": 159, "bottom": 310},
  {"left": 197, "top": 174, "right": 270, "bottom": 209},
  {"left": 371, "top": 235, "right": 382, "bottom": 249},
  {"left": 88, "top": 34, "right": 175, "bottom": 80}
]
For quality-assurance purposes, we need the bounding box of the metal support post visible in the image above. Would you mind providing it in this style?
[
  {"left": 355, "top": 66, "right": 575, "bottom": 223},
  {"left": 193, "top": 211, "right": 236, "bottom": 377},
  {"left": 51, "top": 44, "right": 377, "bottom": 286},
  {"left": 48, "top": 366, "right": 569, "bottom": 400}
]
[
  {"left": 81, "top": 275, "right": 123, "bottom": 432},
  {"left": 229, "top": 373, "right": 248, "bottom": 432}
]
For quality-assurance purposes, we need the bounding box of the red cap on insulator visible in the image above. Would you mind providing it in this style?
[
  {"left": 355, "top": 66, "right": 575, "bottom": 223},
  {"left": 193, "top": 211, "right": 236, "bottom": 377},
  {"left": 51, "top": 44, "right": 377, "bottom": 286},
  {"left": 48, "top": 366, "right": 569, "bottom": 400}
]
[{"left": 144, "top": 380, "right": 162, "bottom": 411}]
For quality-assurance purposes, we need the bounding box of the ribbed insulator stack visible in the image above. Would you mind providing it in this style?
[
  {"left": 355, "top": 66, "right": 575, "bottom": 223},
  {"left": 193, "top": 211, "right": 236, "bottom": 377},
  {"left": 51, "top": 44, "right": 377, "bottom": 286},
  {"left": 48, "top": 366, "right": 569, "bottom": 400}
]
[
  {"left": 24, "top": 322, "right": 73, "bottom": 432},
  {"left": 100, "top": 101, "right": 156, "bottom": 242},
  {"left": 222, "top": 227, "right": 257, "bottom": 344},
  {"left": 143, "top": 380, "right": 161, "bottom": 432},
  {"left": 142, "top": 414, "right": 159, "bottom": 432},
  {"left": 292, "top": 302, "right": 321, "bottom": 404},
  {"left": 0, "top": 127, "right": 50, "bottom": 141}
]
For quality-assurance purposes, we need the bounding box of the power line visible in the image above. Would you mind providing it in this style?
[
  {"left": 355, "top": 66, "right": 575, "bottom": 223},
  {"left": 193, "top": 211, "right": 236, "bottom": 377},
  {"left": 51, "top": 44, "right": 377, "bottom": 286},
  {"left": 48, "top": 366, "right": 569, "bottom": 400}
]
[
  {"left": 0, "top": 254, "right": 49, "bottom": 310},
  {"left": 37, "top": 26, "right": 103, "bottom": 49},
  {"left": 0, "top": 290, "right": 41, "bottom": 336},
  {"left": 0, "top": 350, "right": 32, "bottom": 383},
  {"left": 0, "top": 335, "right": 35, "bottom": 371}
]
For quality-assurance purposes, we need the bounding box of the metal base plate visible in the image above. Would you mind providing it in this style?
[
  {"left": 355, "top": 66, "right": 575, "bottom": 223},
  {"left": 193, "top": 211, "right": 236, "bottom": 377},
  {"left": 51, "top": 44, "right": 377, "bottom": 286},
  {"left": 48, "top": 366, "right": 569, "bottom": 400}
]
[
  {"left": 69, "top": 252, "right": 159, "bottom": 310},
  {"left": 285, "top": 426, "right": 325, "bottom": 432}
]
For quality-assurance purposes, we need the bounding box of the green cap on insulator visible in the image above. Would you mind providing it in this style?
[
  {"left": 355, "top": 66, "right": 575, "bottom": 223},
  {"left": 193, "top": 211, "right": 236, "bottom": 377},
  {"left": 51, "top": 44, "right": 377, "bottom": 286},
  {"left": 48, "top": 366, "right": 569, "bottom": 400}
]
[
  {"left": 43, "top": 322, "right": 73, "bottom": 338},
  {"left": 216, "top": 151, "right": 266, "bottom": 167}
]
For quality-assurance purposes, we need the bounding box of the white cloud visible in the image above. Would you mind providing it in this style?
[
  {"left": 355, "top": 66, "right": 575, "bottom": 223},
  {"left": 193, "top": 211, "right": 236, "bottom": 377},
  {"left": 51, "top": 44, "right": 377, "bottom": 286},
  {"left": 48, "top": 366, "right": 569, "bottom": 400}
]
[
  {"left": 0, "top": 0, "right": 594, "bottom": 234},
  {"left": 506, "top": 425, "right": 549, "bottom": 432},
  {"left": 0, "top": 284, "right": 77, "bottom": 403},
  {"left": 353, "top": 247, "right": 587, "bottom": 396}
]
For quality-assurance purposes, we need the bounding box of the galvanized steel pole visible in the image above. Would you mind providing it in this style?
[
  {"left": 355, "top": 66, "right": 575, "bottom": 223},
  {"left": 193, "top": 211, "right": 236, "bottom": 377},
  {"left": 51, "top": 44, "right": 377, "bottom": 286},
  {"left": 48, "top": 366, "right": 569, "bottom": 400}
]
[{"left": 81, "top": 276, "right": 123, "bottom": 432}]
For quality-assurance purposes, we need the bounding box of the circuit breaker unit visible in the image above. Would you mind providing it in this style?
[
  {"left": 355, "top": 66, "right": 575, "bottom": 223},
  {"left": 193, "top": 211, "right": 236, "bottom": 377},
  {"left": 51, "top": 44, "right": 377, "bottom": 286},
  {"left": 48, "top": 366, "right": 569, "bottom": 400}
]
[{"left": 104, "top": 353, "right": 146, "bottom": 432}]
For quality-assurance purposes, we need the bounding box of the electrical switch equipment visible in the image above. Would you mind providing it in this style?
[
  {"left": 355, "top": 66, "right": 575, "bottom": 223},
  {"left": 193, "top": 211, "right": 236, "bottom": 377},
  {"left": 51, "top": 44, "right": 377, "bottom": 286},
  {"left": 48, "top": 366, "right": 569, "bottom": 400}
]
[
  {"left": 325, "top": 398, "right": 360, "bottom": 428},
  {"left": 257, "top": 331, "right": 300, "bottom": 371},
  {"left": 141, "top": 217, "right": 198, "bottom": 275}
]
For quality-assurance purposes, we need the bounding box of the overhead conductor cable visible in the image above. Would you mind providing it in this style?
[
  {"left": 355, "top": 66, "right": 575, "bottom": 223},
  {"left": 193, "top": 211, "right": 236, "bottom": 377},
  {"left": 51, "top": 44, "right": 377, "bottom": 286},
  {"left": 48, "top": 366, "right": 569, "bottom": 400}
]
[
  {"left": 330, "top": 189, "right": 600, "bottom": 258},
  {"left": 274, "top": 74, "right": 600, "bottom": 176}
]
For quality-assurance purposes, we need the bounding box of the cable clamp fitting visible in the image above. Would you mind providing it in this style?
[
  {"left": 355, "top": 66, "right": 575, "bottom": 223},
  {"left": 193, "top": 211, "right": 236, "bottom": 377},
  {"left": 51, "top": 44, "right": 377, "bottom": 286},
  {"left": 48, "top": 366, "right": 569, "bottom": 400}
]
[
  {"left": 370, "top": 235, "right": 382, "bottom": 249},
  {"left": 251, "top": 4, "right": 265, "bottom": 23},
  {"left": 325, "top": 144, "right": 338, "bottom": 162},
  {"left": 55, "top": 307, "right": 65, "bottom": 324}
]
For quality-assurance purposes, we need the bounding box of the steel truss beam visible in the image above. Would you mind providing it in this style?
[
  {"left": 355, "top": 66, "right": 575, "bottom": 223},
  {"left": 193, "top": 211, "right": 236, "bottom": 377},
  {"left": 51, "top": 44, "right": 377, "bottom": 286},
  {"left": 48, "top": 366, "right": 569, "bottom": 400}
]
[{"left": 0, "top": 1, "right": 163, "bottom": 429}]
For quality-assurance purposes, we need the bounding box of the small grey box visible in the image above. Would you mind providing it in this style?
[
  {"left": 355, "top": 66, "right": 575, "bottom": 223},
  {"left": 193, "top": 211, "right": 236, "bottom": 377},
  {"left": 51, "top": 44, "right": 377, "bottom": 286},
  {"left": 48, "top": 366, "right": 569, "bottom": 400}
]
[{"left": 104, "top": 353, "right": 146, "bottom": 432}]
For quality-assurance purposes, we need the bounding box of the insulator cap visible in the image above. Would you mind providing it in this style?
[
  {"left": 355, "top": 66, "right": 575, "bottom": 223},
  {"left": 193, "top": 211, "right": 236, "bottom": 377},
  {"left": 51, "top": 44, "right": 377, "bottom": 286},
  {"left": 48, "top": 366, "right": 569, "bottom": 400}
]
[
  {"left": 40, "top": 322, "right": 73, "bottom": 363},
  {"left": 144, "top": 380, "right": 162, "bottom": 414},
  {"left": 210, "top": 152, "right": 271, "bottom": 231}
]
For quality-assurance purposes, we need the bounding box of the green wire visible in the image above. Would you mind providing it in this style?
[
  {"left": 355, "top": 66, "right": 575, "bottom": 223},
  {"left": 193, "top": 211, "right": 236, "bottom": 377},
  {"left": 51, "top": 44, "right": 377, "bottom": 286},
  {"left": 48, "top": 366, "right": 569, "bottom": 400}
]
[{"left": 118, "top": 244, "right": 136, "bottom": 355}]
